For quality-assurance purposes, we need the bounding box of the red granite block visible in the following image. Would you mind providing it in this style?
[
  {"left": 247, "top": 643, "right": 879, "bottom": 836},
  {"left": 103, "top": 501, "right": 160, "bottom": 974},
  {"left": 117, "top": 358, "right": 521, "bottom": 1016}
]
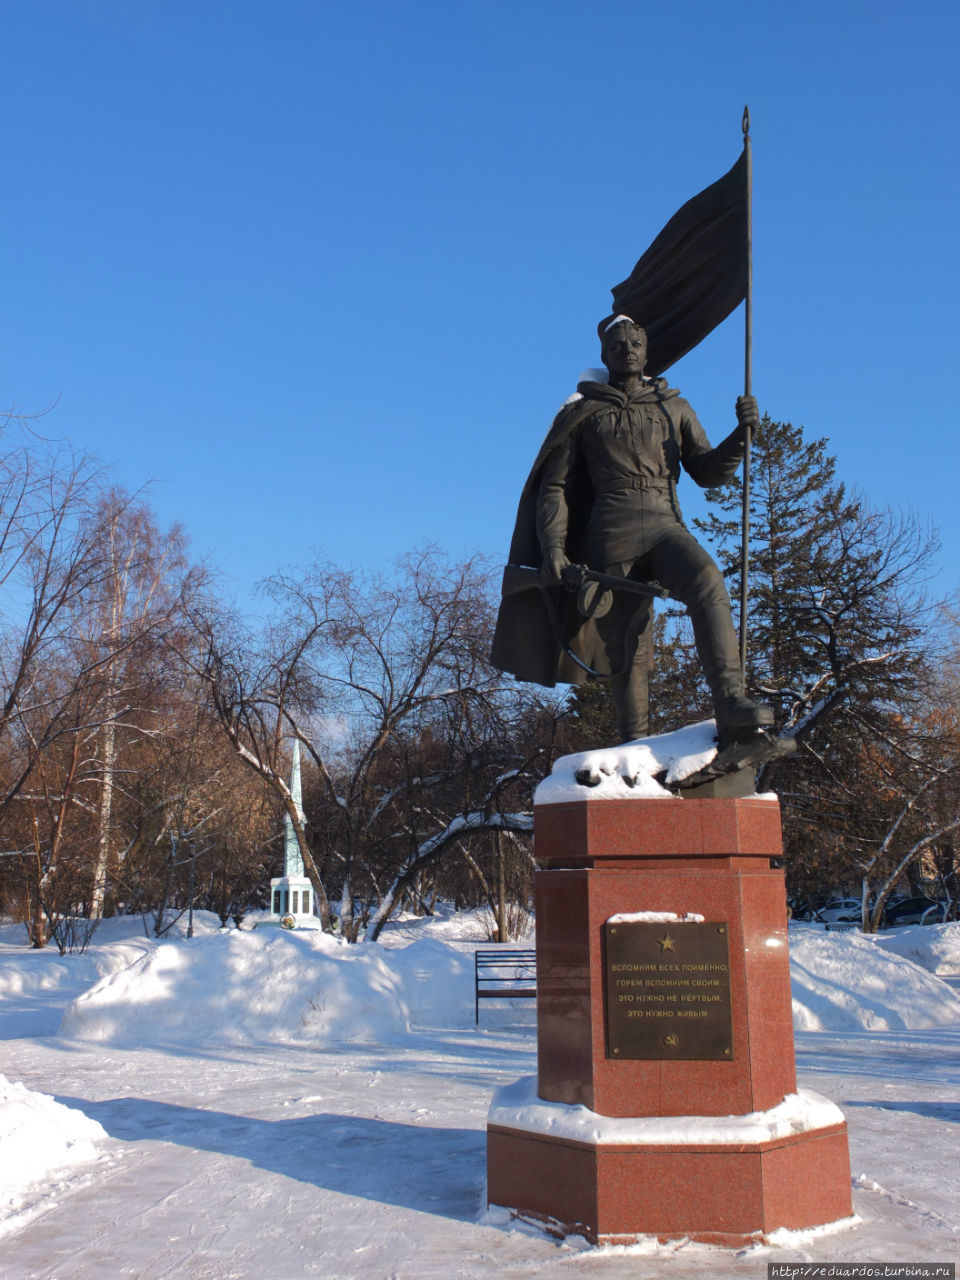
[
  {"left": 759, "top": 1126, "right": 854, "bottom": 1230},
  {"left": 486, "top": 1122, "right": 853, "bottom": 1246},
  {"left": 738, "top": 799, "right": 785, "bottom": 853},
  {"left": 648, "top": 1062, "right": 726, "bottom": 1118},
  {"left": 595, "top": 1146, "right": 764, "bottom": 1238},
  {"left": 486, "top": 1129, "right": 597, "bottom": 1237},
  {"left": 593, "top": 798, "right": 704, "bottom": 857},
  {"left": 534, "top": 797, "right": 783, "bottom": 868},
  {"left": 536, "top": 855, "right": 797, "bottom": 1116},
  {"left": 535, "top": 871, "right": 593, "bottom": 1104},
  {"left": 533, "top": 803, "right": 587, "bottom": 866}
]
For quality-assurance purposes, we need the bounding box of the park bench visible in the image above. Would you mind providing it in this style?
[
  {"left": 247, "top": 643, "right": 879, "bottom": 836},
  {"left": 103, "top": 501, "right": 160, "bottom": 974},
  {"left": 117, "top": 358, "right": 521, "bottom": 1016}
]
[{"left": 474, "top": 948, "right": 537, "bottom": 1025}]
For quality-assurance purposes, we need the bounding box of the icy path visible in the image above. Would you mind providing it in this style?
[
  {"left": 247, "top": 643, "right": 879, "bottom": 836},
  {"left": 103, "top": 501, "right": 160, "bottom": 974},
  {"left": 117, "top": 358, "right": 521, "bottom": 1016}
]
[{"left": 1, "top": 1023, "right": 958, "bottom": 1280}]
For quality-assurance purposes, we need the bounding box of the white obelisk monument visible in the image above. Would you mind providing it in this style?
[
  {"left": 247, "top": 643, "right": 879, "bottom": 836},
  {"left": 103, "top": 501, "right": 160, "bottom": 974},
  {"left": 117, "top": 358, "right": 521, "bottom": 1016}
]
[{"left": 262, "top": 741, "right": 319, "bottom": 930}]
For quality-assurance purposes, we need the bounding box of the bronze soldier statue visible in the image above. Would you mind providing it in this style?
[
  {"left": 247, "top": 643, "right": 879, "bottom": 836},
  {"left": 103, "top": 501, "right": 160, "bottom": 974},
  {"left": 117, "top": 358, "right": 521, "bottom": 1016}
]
[{"left": 491, "top": 315, "right": 772, "bottom": 749}]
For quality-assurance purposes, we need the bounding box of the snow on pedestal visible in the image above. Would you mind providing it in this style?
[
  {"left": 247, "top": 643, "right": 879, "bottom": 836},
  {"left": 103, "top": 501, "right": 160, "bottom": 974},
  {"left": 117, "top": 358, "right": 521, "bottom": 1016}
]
[
  {"left": 258, "top": 742, "right": 321, "bottom": 932},
  {"left": 489, "top": 1076, "right": 846, "bottom": 1148},
  {"left": 534, "top": 720, "right": 725, "bottom": 802}
]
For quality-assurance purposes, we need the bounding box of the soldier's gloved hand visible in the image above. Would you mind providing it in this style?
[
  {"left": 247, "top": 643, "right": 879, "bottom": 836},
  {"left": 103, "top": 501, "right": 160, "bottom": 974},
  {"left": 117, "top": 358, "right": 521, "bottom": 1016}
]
[
  {"left": 540, "top": 548, "right": 570, "bottom": 587},
  {"left": 736, "top": 395, "right": 759, "bottom": 432}
]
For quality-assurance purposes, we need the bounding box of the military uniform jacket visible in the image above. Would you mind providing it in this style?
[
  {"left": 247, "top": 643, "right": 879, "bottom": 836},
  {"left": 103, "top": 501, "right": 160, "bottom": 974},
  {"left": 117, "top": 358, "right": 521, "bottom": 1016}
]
[{"left": 490, "top": 377, "right": 744, "bottom": 687}]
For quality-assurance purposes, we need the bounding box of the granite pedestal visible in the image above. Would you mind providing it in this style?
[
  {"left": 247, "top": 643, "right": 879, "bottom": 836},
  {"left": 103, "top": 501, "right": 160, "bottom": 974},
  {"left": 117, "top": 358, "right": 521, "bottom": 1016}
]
[{"left": 486, "top": 795, "right": 852, "bottom": 1246}]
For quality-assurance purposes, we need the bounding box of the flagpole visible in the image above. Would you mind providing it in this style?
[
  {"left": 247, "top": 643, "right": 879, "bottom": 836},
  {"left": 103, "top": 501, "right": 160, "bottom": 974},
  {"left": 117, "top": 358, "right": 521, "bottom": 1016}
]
[{"left": 739, "top": 105, "right": 752, "bottom": 675}]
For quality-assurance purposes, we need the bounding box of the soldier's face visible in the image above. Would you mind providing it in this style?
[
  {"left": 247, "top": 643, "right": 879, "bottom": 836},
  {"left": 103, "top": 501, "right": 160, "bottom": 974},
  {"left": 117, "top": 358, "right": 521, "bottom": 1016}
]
[{"left": 602, "top": 323, "right": 647, "bottom": 375}]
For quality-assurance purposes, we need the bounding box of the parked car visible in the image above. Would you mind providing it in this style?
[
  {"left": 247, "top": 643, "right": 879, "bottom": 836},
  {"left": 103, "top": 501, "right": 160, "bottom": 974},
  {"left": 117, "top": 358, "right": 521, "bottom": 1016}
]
[
  {"left": 789, "top": 897, "right": 834, "bottom": 922},
  {"left": 816, "top": 898, "right": 863, "bottom": 924},
  {"left": 883, "top": 897, "right": 946, "bottom": 927}
]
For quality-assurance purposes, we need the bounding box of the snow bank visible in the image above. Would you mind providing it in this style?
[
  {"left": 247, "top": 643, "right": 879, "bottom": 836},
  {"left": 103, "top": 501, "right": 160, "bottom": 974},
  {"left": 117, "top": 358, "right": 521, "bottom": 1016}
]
[
  {"left": 0, "top": 937, "right": 154, "bottom": 1005},
  {"left": 789, "top": 925, "right": 960, "bottom": 1030},
  {"left": 91, "top": 908, "right": 226, "bottom": 943},
  {"left": 0, "top": 912, "right": 231, "bottom": 1037},
  {"left": 58, "top": 929, "right": 479, "bottom": 1047},
  {"left": 535, "top": 721, "right": 725, "bottom": 803},
  {"left": 0, "top": 1075, "right": 106, "bottom": 1219},
  {"left": 375, "top": 904, "right": 495, "bottom": 947},
  {"left": 489, "top": 1075, "right": 844, "bottom": 1144},
  {"left": 872, "top": 921, "right": 960, "bottom": 976},
  {"left": 5, "top": 907, "right": 959, "bottom": 1051},
  {"left": 379, "top": 938, "right": 475, "bottom": 1028},
  {"left": 60, "top": 929, "right": 405, "bottom": 1046}
]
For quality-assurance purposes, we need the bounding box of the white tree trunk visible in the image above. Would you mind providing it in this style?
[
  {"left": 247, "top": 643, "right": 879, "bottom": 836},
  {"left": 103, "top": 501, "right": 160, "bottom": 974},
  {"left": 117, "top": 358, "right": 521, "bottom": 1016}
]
[{"left": 89, "top": 708, "right": 116, "bottom": 917}]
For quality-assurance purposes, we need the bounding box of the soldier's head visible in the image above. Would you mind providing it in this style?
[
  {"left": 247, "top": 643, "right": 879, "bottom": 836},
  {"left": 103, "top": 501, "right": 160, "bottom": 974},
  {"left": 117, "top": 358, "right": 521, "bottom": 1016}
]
[{"left": 600, "top": 316, "right": 648, "bottom": 376}]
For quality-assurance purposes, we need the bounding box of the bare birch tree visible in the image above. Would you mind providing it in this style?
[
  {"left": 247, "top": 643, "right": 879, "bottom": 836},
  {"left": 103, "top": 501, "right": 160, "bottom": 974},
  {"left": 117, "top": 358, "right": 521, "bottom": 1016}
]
[{"left": 188, "top": 550, "right": 560, "bottom": 938}]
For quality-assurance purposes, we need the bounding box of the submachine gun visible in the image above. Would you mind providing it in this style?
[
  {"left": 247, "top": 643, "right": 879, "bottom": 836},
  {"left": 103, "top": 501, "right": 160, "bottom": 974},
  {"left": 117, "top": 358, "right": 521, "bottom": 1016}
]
[{"left": 499, "top": 562, "right": 669, "bottom": 680}]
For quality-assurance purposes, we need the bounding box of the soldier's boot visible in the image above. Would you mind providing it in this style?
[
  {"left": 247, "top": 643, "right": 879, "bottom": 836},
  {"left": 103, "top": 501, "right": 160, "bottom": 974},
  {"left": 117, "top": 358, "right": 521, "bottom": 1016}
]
[
  {"left": 690, "top": 603, "right": 773, "bottom": 748},
  {"left": 713, "top": 692, "right": 774, "bottom": 744}
]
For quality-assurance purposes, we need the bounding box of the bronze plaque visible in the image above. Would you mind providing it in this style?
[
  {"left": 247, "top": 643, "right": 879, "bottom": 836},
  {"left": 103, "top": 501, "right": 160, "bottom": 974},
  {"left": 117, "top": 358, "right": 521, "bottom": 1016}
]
[{"left": 604, "top": 920, "right": 733, "bottom": 1060}]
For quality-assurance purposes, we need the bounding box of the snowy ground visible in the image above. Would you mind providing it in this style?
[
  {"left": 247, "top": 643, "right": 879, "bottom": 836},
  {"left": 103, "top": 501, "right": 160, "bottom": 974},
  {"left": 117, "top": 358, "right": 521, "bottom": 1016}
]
[{"left": 1, "top": 908, "right": 958, "bottom": 1279}]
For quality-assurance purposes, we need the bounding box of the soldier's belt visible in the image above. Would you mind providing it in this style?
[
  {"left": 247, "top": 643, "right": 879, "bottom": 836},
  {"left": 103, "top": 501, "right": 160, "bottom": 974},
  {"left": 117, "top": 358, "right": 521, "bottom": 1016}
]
[{"left": 597, "top": 475, "right": 672, "bottom": 494}]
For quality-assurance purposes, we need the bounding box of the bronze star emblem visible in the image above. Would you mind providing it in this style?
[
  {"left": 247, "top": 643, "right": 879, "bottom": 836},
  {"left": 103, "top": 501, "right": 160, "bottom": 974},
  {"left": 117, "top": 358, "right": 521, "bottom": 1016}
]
[{"left": 657, "top": 933, "right": 676, "bottom": 952}]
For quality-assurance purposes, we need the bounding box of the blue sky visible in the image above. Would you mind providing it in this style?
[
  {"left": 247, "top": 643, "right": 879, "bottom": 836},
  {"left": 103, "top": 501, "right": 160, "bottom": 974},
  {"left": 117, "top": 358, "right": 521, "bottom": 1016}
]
[{"left": 3, "top": 0, "right": 958, "bottom": 606}]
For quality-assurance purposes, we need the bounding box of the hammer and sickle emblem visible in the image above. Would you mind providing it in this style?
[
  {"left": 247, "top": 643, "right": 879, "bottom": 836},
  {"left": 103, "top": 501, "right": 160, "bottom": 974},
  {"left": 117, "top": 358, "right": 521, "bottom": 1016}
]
[{"left": 664, "top": 1033, "right": 680, "bottom": 1048}]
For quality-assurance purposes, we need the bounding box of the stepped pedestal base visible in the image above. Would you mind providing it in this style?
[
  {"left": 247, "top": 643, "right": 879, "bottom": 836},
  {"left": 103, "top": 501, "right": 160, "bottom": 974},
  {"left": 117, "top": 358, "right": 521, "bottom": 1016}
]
[
  {"left": 488, "top": 1107, "right": 851, "bottom": 1246},
  {"left": 486, "top": 795, "right": 852, "bottom": 1245}
]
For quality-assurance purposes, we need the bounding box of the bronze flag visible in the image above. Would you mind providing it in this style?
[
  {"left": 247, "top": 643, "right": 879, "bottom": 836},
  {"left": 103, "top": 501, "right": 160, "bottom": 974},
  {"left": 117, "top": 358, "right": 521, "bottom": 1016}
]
[{"left": 599, "top": 152, "right": 747, "bottom": 377}]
